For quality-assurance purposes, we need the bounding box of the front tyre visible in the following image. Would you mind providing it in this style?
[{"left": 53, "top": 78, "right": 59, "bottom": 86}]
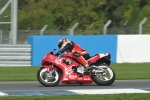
[
  {"left": 91, "top": 66, "right": 115, "bottom": 86},
  {"left": 37, "top": 67, "right": 61, "bottom": 87}
]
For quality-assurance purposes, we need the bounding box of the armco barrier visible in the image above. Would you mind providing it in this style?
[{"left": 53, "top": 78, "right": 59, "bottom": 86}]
[
  {"left": 0, "top": 44, "right": 31, "bottom": 66},
  {"left": 28, "top": 35, "right": 117, "bottom": 66}
]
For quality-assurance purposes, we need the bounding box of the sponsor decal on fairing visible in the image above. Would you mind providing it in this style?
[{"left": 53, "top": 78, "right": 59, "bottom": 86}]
[
  {"left": 83, "top": 78, "right": 91, "bottom": 80},
  {"left": 69, "top": 75, "right": 78, "bottom": 79}
]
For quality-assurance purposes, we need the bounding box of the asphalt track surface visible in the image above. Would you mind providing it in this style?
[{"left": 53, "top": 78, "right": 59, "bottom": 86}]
[
  {"left": 0, "top": 80, "right": 150, "bottom": 90},
  {"left": 0, "top": 80, "right": 150, "bottom": 95}
]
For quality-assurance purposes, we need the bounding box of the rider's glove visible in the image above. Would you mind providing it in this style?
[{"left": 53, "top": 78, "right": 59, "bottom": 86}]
[{"left": 55, "top": 51, "right": 61, "bottom": 56}]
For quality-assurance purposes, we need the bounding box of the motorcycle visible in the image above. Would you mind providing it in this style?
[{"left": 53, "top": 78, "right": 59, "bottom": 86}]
[{"left": 37, "top": 49, "right": 116, "bottom": 87}]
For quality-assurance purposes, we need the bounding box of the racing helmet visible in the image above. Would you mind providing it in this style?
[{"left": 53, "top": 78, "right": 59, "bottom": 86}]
[{"left": 58, "top": 38, "right": 69, "bottom": 49}]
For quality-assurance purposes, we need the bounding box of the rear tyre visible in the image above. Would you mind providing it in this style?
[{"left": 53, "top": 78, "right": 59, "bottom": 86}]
[{"left": 91, "top": 66, "right": 115, "bottom": 86}]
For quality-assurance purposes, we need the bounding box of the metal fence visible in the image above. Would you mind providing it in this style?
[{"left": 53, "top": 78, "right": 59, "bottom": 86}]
[
  {"left": 0, "top": 0, "right": 11, "bottom": 41},
  {"left": 0, "top": 26, "right": 150, "bottom": 44},
  {"left": 0, "top": 0, "right": 10, "bottom": 44},
  {"left": 0, "top": 0, "right": 17, "bottom": 44}
]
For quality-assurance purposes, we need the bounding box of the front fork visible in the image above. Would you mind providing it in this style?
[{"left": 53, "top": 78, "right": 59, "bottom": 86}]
[
  {"left": 42, "top": 64, "right": 55, "bottom": 73},
  {"left": 42, "top": 65, "right": 56, "bottom": 80}
]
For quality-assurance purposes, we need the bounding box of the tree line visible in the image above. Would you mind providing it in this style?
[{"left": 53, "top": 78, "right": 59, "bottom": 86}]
[{"left": 18, "top": 0, "right": 150, "bottom": 31}]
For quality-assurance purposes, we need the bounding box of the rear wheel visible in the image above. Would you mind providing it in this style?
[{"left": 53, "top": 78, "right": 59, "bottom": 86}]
[
  {"left": 91, "top": 65, "right": 115, "bottom": 86},
  {"left": 37, "top": 67, "right": 61, "bottom": 87}
]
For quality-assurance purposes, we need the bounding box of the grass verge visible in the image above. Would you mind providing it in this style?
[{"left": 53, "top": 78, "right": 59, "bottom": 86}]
[
  {"left": 0, "top": 94, "right": 150, "bottom": 100},
  {"left": 0, "top": 63, "right": 150, "bottom": 81}
]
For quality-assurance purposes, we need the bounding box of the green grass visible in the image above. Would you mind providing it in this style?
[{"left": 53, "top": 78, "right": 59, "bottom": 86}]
[
  {"left": 0, "top": 94, "right": 150, "bottom": 100},
  {"left": 111, "top": 63, "right": 150, "bottom": 80},
  {"left": 0, "top": 63, "right": 150, "bottom": 81},
  {"left": 0, "top": 67, "right": 39, "bottom": 81}
]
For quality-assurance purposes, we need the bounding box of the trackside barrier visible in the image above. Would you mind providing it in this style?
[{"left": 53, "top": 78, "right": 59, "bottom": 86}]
[
  {"left": 28, "top": 35, "right": 117, "bottom": 66},
  {"left": 117, "top": 35, "right": 150, "bottom": 63},
  {"left": 0, "top": 45, "right": 31, "bottom": 66},
  {"left": 28, "top": 35, "right": 150, "bottom": 66}
]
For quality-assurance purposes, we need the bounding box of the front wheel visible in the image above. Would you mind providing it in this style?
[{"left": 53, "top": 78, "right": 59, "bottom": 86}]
[
  {"left": 91, "top": 65, "right": 115, "bottom": 86},
  {"left": 37, "top": 67, "right": 61, "bottom": 87}
]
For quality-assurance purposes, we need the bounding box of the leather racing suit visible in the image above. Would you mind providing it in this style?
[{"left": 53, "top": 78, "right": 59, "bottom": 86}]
[{"left": 55, "top": 41, "right": 90, "bottom": 67}]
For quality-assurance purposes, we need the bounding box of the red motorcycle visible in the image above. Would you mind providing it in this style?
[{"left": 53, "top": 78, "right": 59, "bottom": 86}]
[{"left": 37, "top": 49, "right": 115, "bottom": 87}]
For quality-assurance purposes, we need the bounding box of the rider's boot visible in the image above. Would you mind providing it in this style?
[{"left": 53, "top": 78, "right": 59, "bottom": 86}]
[
  {"left": 84, "top": 62, "right": 91, "bottom": 72},
  {"left": 84, "top": 67, "right": 90, "bottom": 72}
]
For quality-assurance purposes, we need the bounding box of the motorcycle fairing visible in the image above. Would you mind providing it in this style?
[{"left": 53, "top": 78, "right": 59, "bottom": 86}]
[
  {"left": 41, "top": 53, "right": 92, "bottom": 83},
  {"left": 41, "top": 51, "right": 111, "bottom": 84},
  {"left": 61, "top": 72, "right": 93, "bottom": 84},
  {"left": 59, "top": 56, "right": 93, "bottom": 84},
  {"left": 87, "top": 53, "right": 111, "bottom": 65}
]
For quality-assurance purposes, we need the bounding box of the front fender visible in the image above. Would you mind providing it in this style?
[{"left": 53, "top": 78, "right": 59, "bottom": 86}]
[{"left": 42, "top": 65, "right": 52, "bottom": 72}]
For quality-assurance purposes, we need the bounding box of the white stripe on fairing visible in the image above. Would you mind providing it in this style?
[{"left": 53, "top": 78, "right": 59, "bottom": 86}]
[
  {"left": 0, "top": 92, "right": 8, "bottom": 96},
  {"left": 67, "top": 89, "right": 150, "bottom": 94},
  {"left": 99, "top": 53, "right": 108, "bottom": 58}
]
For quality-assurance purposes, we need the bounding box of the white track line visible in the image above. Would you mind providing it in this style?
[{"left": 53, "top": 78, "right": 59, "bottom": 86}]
[
  {"left": 67, "top": 89, "right": 150, "bottom": 94},
  {"left": 0, "top": 92, "right": 8, "bottom": 96},
  {"left": 1, "top": 89, "right": 150, "bottom": 96}
]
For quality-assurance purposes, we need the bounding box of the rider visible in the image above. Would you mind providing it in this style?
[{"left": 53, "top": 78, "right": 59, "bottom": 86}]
[{"left": 55, "top": 38, "right": 91, "bottom": 72}]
